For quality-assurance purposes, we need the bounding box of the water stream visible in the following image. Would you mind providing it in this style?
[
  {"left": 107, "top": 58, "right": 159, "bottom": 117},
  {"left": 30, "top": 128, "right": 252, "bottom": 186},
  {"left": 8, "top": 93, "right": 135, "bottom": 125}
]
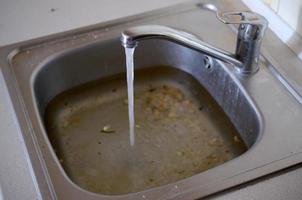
[{"left": 125, "top": 47, "right": 136, "bottom": 146}]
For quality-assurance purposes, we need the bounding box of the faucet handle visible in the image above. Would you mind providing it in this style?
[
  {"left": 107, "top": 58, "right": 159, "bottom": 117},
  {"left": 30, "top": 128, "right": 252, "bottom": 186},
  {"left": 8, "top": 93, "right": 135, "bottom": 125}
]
[
  {"left": 217, "top": 11, "right": 268, "bottom": 27},
  {"left": 217, "top": 11, "right": 268, "bottom": 40},
  {"left": 217, "top": 11, "right": 268, "bottom": 73},
  {"left": 217, "top": 11, "right": 268, "bottom": 41}
]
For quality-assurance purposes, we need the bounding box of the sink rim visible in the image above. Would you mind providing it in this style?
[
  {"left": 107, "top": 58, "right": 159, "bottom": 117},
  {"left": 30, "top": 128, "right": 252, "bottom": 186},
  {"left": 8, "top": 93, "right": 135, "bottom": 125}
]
[{"left": 1, "top": 0, "right": 302, "bottom": 199}]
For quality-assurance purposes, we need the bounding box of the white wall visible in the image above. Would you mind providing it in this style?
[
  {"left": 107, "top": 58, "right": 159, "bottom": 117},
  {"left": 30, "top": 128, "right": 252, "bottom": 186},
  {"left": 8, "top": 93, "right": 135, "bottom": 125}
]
[{"left": 262, "top": 0, "right": 302, "bottom": 37}]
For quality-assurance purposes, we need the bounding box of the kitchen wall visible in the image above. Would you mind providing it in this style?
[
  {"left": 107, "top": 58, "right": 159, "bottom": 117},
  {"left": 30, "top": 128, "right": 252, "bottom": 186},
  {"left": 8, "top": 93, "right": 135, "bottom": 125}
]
[{"left": 262, "top": 0, "right": 302, "bottom": 37}]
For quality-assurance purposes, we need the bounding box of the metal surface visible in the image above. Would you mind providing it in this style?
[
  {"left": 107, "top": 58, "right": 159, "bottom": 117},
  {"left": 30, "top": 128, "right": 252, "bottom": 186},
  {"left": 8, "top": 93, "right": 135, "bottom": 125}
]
[
  {"left": 1, "top": 0, "right": 302, "bottom": 199},
  {"left": 121, "top": 11, "right": 267, "bottom": 74}
]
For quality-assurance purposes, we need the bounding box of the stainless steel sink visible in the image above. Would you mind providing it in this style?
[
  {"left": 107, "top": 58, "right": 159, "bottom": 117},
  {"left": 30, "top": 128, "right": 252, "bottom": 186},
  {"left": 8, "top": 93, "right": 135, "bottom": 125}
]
[{"left": 1, "top": 0, "right": 302, "bottom": 199}]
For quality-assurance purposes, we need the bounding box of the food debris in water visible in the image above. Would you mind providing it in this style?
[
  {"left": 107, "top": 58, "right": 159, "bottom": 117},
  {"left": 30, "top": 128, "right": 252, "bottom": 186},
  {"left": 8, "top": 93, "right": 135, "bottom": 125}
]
[
  {"left": 207, "top": 154, "right": 218, "bottom": 162},
  {"left": 62, "top": 121, "right": 69, "bottom": 128},
  {"left": 101, "top": 125, "right": 115, "bottom": 133},
  {"left": 234, "top": 135, "right": 240, "bottom": 143},
  {"left": 175, "top": 169, "right": 185, "bottom": 174},
  {"left": 46, "top": 79, "right": 247, "bottom": 194},
  {"left": 148, "top": 88, "right": 156, "bottom": 92},
  {"left": 168, "top": 112, "right": 177, "bottom": 118},
  {"left": 208, "top": 137, "right": 222, "bottom": 146}
]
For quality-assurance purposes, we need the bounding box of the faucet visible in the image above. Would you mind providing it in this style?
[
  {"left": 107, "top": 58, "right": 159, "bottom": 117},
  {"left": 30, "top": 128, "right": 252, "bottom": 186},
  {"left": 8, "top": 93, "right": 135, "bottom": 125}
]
[{"left": 121, "top": 11, "right": 268, "bottom": 74}]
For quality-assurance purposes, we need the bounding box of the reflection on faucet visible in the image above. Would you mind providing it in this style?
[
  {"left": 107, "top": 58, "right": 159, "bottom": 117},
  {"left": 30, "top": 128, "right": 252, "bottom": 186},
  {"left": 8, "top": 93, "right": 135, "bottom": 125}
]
[{"left": 121, "top": 11, "right": 268, "bottom": 74}]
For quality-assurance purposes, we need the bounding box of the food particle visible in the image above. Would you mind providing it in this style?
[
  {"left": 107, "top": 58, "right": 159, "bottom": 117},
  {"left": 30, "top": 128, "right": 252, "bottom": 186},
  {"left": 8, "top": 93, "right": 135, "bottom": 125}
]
[
  {"left": 175, "top": 169, "right": 185, "bottom": 174},
  {"left": 148, "top": 88, "right": 156, "bottom": 92},
  {"left": 168, "top": 112, "right": 177, "bottom": 118},
  {"left": 210, "top": 138, "right": 217, "bottom": 143},
  {"left": 177, "top": 151, "right": 185, "bottom": 156},
  {"left": 234, "top": 136, "right": 240, "bottom": 143},
  {"left": 101, "top": 125, "right": 115, "bottom": 133}
]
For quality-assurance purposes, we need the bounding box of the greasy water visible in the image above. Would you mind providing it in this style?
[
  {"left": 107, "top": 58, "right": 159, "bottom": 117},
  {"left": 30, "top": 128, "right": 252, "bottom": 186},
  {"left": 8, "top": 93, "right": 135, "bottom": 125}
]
[
  {"left": 45, "top": 67, "right": 247, "bottom": 195},
  {"left": 125, "top": 47, "right": 135, "bottom": 146}
]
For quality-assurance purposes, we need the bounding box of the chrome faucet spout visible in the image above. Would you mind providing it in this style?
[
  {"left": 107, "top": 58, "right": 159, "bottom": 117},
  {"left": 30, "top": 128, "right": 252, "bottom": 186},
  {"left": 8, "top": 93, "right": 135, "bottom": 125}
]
[
  {"left": 121, "top": 25, "right": 243, "bottom": 68},
  {"left": 121, "top": 11, "right": 268, "bottom": 74}
]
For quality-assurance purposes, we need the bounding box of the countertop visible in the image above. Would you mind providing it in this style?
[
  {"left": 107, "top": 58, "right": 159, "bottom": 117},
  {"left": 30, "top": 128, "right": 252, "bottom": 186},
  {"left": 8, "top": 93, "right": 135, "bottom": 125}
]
[{"left": 0, "top": 0, "right": 302, "bottom": 199}]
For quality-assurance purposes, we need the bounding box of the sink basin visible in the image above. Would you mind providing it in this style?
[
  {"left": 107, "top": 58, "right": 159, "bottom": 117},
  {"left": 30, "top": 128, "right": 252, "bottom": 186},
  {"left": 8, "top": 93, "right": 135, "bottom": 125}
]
[
  {"left": 43, "top": 62, "right": 248, "bottom": 194},
  {"left": 1, "top": 0, "right": 302, "bottom": 199}
]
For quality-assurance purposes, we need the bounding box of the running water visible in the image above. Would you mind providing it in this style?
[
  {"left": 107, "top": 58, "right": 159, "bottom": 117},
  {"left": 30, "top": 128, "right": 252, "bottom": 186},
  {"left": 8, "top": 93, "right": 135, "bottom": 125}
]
[{"left": 125, "top": 47, "right": 136, "bottom": 146}]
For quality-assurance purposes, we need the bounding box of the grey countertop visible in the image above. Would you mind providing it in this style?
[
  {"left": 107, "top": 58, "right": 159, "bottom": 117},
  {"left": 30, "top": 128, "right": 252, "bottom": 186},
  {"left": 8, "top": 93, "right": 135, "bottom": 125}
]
[{"left": 1, "top": 0, "right": 302, "bottom": 199}]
